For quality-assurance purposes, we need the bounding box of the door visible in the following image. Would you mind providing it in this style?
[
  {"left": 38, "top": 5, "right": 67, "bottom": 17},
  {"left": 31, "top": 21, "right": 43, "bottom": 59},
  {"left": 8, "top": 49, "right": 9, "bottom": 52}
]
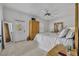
[
  {"left": 32, "top": 21, "right": 39, "bottom": 39},
  {"left": 14, "top": 20, "right": 26, "bottom": 41},
  {"left": 4, "top": 23, "right": 11, "bottom": 42}
]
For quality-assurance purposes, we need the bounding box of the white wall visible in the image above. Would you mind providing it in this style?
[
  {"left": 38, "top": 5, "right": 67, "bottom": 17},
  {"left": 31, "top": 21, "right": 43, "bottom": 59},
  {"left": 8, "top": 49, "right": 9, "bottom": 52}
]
[
  {"left": 3, "top": 7, "right": 30, "bottom": 41},
  {"left": 3, "top": 4, "right": 75, "bottom": 41},
  {"left": 38, "top": 20, "right": 50, "bottom": 32},
  {"left": 49, "top": 4, "right": 75, "bottom": 31},
  {"left": 0, "top": 4, "right": 3, "bottom": 21},
  {"left": 3, "top": 7, "right": 47, "bottom": 41}
]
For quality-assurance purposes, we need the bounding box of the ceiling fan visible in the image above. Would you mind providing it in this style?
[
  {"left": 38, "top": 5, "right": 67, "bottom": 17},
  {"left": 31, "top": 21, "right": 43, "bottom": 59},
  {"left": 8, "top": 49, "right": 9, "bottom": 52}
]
[
  {"left": 41, "top": 9, "right": 51, "bottom": 16},
  {"left": 40, "top": 9, "right": 52, "bottom": 20},
  {"left": 44, "top": 9, "right": 51, "bottom": 16}
]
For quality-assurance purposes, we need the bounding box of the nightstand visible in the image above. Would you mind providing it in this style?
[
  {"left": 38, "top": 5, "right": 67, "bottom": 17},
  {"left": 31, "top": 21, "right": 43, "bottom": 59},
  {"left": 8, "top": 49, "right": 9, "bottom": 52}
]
[
  {"left": 65, "top": 49, "right": 77, "bottom": 56},
  {"left": 70, "top": 49, "right": 77, "bottom": 56},
  {"left": 47, "top": 44, "right": 67, "bottom": 56}
]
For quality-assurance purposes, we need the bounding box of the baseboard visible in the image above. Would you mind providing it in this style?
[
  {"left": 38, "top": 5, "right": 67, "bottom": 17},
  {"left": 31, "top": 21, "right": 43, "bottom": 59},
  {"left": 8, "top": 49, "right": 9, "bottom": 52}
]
[{"left": 14, "top": 40, "right": 27, "bottom": 43}]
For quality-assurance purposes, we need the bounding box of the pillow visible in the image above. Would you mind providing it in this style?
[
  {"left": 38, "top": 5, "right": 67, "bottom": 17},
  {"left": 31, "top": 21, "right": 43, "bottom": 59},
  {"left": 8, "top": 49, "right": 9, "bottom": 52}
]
[
  {"left": 58, "top": 28, "right": 69, "bottom": 38},
  {"left": 66, "top": 30, "right": 74, "bottom": 39}
]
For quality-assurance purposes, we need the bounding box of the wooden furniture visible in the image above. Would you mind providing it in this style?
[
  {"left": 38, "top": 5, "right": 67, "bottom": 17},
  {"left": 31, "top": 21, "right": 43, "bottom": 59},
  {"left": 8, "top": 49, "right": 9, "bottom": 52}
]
[
  {"left": 75, "top": 3, "right": 78, "bottom": 55},
  {"left": 47, "top": 44, "right": 77, "bottom": 56},
  {"left": 47, "top": 44, "right": 67, "bottom": 56},
  {"left": 54, "top": 22, "right": 63, "bottom": 33},
  {"left": 58, "top": 49, "right": 77, "bottom": 56},
  {"left": 70, "top": 49, "right": 77, "bottom": 56},
  {"left": 28, "top": 19, "right": 39, "bottom": 40}
]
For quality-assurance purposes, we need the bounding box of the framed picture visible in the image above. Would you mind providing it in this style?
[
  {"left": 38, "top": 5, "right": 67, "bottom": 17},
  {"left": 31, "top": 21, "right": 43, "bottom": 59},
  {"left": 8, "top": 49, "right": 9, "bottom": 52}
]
[{"left": 15, "top": 23, "right": 22, "bottom": 31}]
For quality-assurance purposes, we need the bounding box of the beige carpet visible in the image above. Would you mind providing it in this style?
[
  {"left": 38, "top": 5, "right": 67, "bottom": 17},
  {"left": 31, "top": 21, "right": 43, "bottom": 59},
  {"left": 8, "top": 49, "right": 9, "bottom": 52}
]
[{"left": 0, "top": 41, "right": 46, "bottom": 56}]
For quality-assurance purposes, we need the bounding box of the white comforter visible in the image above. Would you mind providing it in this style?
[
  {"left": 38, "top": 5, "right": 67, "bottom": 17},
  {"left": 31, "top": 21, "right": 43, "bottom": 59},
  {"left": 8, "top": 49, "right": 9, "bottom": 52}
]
[{"left": 34, "top": 32, "right": 73, "bottom": 52}]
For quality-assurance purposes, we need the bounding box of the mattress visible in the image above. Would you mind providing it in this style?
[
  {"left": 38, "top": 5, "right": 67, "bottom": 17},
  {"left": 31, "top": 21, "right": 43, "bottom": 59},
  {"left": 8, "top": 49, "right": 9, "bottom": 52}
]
[{"left": 34, "top": 32, "right": 73, "bottom": 52}]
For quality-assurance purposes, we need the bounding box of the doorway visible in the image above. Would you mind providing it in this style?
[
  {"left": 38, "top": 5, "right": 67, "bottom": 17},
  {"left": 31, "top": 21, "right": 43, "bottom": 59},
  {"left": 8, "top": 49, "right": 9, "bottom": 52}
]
[
  {"left": 3, "top": 22, "right": 13, "bottom": 48},
  {"left": 4, "top": 23, "right": 11, "bottom": 42}
]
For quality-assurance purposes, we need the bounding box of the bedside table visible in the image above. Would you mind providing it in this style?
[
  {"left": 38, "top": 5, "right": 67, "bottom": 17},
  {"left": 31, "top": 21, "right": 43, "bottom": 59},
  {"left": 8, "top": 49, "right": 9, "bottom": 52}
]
[
  {"left": 70, "top": 49, "right": 77, "bottom": 56},
  {"left": 47, "top": 44, "right": 67, "bottom": 56},
  {"left": 65, "top": 49, "right": 77, "bottom": 56}
]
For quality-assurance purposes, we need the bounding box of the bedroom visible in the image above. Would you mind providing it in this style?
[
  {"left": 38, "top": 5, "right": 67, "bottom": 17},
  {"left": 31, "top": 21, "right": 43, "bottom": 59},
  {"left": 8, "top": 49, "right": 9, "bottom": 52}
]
[{"left": 0, "top": 3, "right": 78, "bottom": 56}]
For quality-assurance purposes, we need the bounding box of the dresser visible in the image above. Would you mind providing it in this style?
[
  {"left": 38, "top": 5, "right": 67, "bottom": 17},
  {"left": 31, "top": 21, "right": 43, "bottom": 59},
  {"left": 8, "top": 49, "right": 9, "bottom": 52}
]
[{"left": 28, "top": 19, "right": 39, "bottom": 40}]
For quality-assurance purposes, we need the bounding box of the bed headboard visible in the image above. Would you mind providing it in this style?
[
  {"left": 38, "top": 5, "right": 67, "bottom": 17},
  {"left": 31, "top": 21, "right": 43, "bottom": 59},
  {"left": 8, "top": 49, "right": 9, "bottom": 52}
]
[{"left": 54, "top": 22, "right": 63, "bottom": 32}]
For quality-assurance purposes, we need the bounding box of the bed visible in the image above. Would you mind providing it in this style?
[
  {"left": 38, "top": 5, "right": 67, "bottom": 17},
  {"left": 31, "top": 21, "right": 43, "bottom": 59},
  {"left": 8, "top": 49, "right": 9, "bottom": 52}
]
[
  {"left": 24, "top": 22, "right": 74, "bottom": 55},
  {"left": 34, "top": 32, "right": 74, "bottom": 52}
]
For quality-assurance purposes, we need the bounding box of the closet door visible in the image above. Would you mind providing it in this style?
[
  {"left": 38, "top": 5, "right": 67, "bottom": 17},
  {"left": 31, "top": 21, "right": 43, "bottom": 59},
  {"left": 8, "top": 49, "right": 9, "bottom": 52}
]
[
  {"left": 29, "top": 20, "right": 39, "bottom": 40},
  {"left": 32, "top": 21, "right": 39, "bottom": 39}
]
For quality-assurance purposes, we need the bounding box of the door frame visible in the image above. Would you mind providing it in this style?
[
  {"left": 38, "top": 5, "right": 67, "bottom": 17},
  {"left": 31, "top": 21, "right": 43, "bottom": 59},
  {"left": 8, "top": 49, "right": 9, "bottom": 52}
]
[{"left": 3, "top": 21, "right": 13, "bottom": 48}]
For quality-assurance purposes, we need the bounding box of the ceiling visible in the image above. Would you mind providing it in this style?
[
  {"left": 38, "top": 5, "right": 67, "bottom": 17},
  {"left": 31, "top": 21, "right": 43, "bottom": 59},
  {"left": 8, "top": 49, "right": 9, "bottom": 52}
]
[{"left": 3, "top": 3, "right": 74, "bottom": 21}]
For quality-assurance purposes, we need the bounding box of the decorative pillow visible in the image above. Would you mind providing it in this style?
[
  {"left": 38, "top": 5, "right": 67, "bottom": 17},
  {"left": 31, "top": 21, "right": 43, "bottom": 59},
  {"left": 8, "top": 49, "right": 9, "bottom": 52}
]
[
  {"left": 66, "top": 30, "right": 74, "bottom": 39},
  {"left": 58, "top": 28, "right": 69, "bottom": 38}
]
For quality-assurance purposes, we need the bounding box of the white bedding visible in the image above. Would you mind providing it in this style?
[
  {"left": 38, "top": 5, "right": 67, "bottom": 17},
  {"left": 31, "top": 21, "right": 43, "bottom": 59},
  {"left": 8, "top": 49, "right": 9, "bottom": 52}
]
[{"left": 34, "top": 32, "right": 73, "bottom": 52}]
